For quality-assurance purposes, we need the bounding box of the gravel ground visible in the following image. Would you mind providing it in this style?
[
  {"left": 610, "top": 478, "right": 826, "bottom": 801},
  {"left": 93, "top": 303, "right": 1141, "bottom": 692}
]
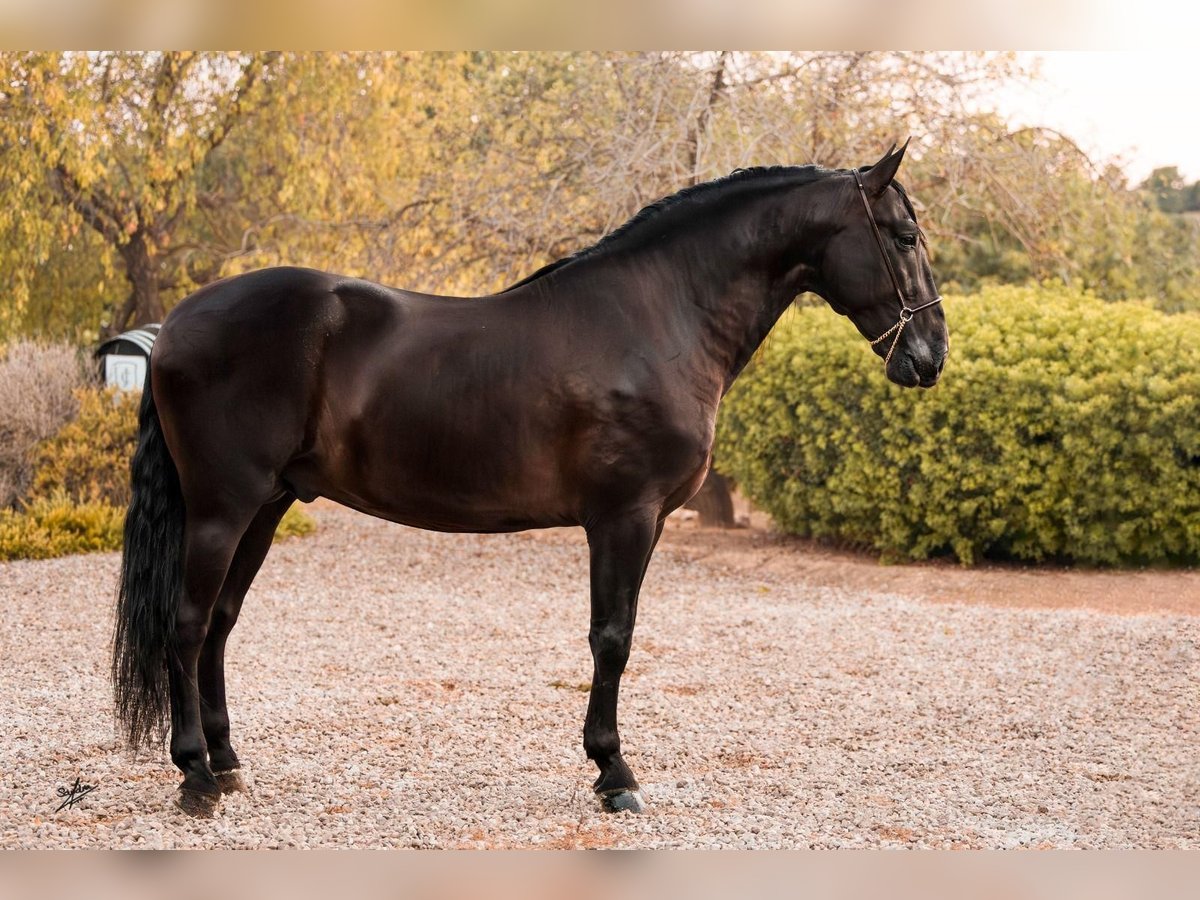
[{"left": 2, "top": 504, "right": 1197, "bottom": 849}]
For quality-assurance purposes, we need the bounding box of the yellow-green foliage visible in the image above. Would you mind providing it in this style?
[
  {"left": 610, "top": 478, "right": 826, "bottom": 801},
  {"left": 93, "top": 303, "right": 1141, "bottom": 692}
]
[
  {"left": 31, "top": 387, "right": 139, "bottom": 506},
  {"left": 0, "top": 492, "right": 124, "bottom": 560},
  {"left": 0, "top": 497, "right": 316, "bottom": 560},
  {"left": 275, "top": 505, "right": 316, "bottom": 542},
  {"left": 716, "top": 285, "right": 1200, "bottom": 565},
  {"left": 0, "top": 385, "right": 318, "bottom": 560}
]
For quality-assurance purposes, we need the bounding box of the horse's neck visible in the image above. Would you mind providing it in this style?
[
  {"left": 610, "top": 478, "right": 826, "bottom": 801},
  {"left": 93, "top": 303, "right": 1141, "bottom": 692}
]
[
  {"left": 697, "top": 274, "right": 807, "bottom": 392},
  {"left": 561, "top": 248, "right": 811, "bottom": 393},
  {"left": 664, "top": 230, "right": 819, "bottom": 393},
  {"left": 641, "top": 195, "right": 823, "bottom": 392},
  {"left": 530, "top": 183, "right": 826, "bottom": 391}
]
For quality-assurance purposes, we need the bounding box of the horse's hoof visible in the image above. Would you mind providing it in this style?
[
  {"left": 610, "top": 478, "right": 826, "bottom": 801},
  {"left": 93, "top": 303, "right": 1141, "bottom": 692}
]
[
  {"left": 599, "top": 789, "right": 646, "bottom": 814},
  {"left": 176, "top": 787, "right": 221, "bottom": 818},
  {"left": 214, "top": 769, "right": 246, "bottom": 793}
]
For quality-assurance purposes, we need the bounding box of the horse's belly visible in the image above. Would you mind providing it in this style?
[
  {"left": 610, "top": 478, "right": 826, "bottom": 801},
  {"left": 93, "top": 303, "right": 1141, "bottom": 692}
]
[
  {"left": 281, "top": 434, "right": 577, "bottom": 533},
  {"left": 333, "top": 493, "right": 573, "bottom": 534}
]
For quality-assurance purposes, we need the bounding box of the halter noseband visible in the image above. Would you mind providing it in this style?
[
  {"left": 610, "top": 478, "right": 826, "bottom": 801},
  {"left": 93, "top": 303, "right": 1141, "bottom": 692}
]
[{"left": 851, "top": 168, "right": 942, "bottom": 367}]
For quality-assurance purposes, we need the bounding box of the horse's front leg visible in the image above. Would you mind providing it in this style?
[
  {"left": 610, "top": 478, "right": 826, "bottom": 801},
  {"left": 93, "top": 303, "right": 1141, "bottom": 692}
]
[{"left": 582, "top": 512, "right": 663, "bottom": 813}]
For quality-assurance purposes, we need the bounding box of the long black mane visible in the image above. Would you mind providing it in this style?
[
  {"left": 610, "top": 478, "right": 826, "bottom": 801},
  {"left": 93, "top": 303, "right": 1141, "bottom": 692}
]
[{"left": 501, "top": 164, "right": 843, "bottom": 292}]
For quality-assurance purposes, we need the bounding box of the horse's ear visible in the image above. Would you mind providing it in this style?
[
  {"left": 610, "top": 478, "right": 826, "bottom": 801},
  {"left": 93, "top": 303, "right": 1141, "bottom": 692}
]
[{"left": 862, "top": 138, "right": 909, "bottom": 197}]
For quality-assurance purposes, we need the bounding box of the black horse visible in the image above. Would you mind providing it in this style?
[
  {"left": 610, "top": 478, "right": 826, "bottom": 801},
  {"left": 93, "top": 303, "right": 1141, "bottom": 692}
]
[{"left": 113, "top": 143, "right": 947, "bottom": 817}]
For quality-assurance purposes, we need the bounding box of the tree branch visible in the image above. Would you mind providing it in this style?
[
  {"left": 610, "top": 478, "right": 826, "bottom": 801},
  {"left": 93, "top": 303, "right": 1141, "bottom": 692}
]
[
  {"left": 687, "top": 50, "right": 730, "bottom": 185},
  {"left": 49, "top": 164, "right": 126, "bottom": 245},
  {"left": 153, "top": 52, "right": 279, "bottom": 208}
]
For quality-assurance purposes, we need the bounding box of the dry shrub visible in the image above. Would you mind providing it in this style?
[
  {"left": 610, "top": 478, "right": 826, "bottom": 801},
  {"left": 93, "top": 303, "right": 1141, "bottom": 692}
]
[
  {"left": 0, "top": 365, "right": 321, "bottom": 560},
  {"left": 0, "top": 340, "right": 88, "bottom": 508},
  {"left": 28, "top": 385, "right": 315, "bottom": 540}
]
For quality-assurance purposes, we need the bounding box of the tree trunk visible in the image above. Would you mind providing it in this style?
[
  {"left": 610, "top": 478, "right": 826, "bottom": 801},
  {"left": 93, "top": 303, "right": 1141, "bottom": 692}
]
[
  {"left": 684, "top": 469, "right": 736, "bottom": 528},
  {"left": 678, "top": 58, "right": 738, "bottom": 529},
  {"left": 686, "top": 51, "right": 729, "bottom": 185},
  {"left": 111, "top": 231, "right": 163, "bottom": 335}
]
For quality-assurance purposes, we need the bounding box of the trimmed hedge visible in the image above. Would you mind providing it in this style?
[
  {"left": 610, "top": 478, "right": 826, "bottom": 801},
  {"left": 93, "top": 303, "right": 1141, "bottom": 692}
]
[{"left": 716, "top": 285, "right": 1200, "bottom": 565}]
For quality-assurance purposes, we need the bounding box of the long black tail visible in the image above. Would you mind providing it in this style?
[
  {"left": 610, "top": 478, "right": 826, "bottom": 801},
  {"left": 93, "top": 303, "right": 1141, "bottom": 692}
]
[{"left": 112, "top": 378, "right": 185, "bottom": 751}]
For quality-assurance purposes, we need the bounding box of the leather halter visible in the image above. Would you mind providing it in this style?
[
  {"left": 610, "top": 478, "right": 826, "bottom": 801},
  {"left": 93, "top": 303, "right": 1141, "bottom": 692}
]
[{"left": 851, "top": 168, "right": 943, "bottom": 367}]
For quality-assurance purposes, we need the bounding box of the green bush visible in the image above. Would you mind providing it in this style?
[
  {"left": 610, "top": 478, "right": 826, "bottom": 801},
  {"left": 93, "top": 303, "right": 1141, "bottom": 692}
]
[
  {"left": 0, "top": 496, "right": 316, "bottom": 561},
  {"left": 0, "top": 385, "right": 318, "bottom": 560},
  {"left": 716, "top": 284, "right": 1200, "bottom": 566},
  {"left": 31, "top": 387, "right": 140, "bottom": 506},
  {"left": 0, "top": 492, "right": 125, "bottom": 561},
  {"left": 275, "top": 505, "right": 317, "bottom": 541}
]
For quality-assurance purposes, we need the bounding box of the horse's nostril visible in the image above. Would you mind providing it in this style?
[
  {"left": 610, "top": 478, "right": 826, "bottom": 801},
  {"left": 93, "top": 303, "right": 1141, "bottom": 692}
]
[{"left": 936, "top": 355, "right": 946, "bottom": 375}]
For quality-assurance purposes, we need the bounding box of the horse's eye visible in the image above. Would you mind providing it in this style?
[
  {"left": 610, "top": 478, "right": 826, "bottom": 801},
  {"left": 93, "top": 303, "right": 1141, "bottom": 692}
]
[{"left": 897, "top": 233, "right": 919, "bottom": 250}]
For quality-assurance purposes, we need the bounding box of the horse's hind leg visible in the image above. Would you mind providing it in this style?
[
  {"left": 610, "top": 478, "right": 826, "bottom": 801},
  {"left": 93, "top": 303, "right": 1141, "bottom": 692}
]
[
  {"left": 169, "top": 501, "right": 260, "bottom": 817},
  {"left": 583, "top": 512, "right": 663, "bottom": 814},
  {"left": 199, "top": 494, "right": 295, "bottom": 794}
]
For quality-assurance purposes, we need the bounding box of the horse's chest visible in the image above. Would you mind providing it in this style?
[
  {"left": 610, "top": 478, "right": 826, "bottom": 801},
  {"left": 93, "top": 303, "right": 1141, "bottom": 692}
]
[{"left": 573, "top": 384, "right": 716, "bottom": 487}]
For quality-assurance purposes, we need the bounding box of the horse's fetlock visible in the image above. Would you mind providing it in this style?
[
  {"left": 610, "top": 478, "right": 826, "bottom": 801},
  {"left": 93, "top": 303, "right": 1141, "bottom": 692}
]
[{"left": 584, "top": 727, "right": 621, "bottom": 762}]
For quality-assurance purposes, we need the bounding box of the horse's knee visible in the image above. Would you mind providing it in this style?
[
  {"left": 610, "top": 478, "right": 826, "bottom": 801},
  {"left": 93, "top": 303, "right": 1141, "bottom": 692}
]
[
  {"left": 174, "top": 601, "right": 213, "bottom": 653},
  {"left": 178, "top": 517, "right": 246, "bottom": 646},
  {"left": 589, "top": 623, "right": 632, "bottom": 671},
  {"left": 183, "top": 515, "right": 248, "bottom": 592}
]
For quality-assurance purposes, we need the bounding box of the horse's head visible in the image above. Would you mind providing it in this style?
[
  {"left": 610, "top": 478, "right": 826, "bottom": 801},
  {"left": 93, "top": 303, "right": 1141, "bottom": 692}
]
[{"left": 815, "top": 141, "right": 948, "bottom": 388}]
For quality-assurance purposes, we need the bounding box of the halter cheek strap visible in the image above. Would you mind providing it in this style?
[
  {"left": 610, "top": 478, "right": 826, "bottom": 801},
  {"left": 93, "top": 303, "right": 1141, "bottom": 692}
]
[{"left": 850, "top": 168, "right": 942, "bottom": 367}]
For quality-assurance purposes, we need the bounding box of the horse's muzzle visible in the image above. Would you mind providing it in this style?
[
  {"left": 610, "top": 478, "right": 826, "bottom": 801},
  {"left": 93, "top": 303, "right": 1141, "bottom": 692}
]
[{"left": 888, "top": 348, "right": 945, "bottom": 389}]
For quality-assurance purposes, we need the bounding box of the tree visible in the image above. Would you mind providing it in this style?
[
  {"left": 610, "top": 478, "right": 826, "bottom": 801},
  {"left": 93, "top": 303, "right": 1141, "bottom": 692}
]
[
  {"left": 5, "top": 50, "right": 1197, "bottom": 345},
  {"left": 924, "top": 130, "right": 1200, "bottom": 311},
  {"left": 0, "top": 52, "right": 279, "bottom": 335},
  {"left": 1141, "top": 166, "right": 1188, "bottom": 213}
]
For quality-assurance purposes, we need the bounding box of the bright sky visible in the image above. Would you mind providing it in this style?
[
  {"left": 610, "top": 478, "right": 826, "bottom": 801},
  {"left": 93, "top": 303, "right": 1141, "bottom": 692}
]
[{"left": 998, "top": 51, "right": 1199, "bottom": 185}]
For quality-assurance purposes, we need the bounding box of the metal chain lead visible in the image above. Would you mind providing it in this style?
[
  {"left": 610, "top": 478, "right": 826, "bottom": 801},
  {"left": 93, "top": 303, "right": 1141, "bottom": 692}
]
[
  {"left": 869, "top": 314, "right": 907, "bottom": 367},
  {"left": 868, "top": 296, "right": 944, "bottom": 367}
]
